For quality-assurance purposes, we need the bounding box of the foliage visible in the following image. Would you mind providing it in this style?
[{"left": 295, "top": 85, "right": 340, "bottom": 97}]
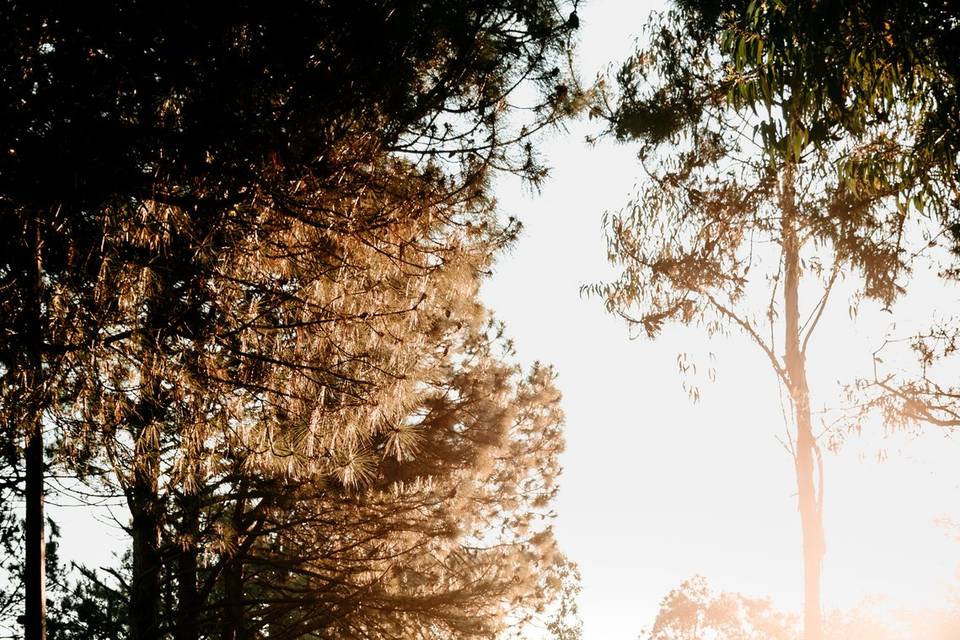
[
  {"left": 715, "top": 1, "right": 959, "bottom": 160},
  {"left": 45, "top": 527, "right": 129, "bottom": 640},
  {"left": 545, "top": 563, "right": 584, "bottom": 640},
  {"left": 0, "top": 1, "right": 583, "bottom": 638},
  {"left": 0, "top": 487, "right": 23, "bottom": 639},
  {"left": 661, "top": 0, "right": 960, "bottom": 244},
  {"left": 642, "top": 577, "right": 960, "bottom": 640},
  {"left": 641, "top": 576, "right": 797, "bottom": 640},
  {"left": 198, "top": 339, "right": 570, "bottom": 639},
  {"left": 586, "top": 2, "right": 948, "bottom": 638}
]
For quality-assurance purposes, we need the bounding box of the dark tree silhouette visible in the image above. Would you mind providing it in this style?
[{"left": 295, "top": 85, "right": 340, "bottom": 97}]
[{"left": 1, "top": 2, "right": 581, "bottom": 638}]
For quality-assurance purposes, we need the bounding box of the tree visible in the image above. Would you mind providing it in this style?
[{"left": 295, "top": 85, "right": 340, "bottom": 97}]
[
  {"left": 588, "top": 4, "right": 934, "bottom": 638},
  {"left": 545, "top": 563, "right": 584, "bottom": 640},
  {"left": 642, "top": 576, "right": 960, "bottom": 640},
  {"left": 61, "top": 149, "right": 544, "bottom": 638},
  {"left": 1, "top": 2, "right": 581, "bottom": 638},
  {"left": 197, "top": 328, "right": 570, "bottom": 639},
  {"left": 714, "top": 0, "right": 960, "bottom": 496},
  {"left": 721, "top": 1, "right": 958, "bottom": 166},
  {"left": 641, "top": 576, "right": 796, "bottom": 640}
]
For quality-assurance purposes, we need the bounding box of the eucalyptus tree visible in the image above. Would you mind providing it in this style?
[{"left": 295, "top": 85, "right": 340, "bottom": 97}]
[
  {"left": 1, "top": 2, "right": 581, "bottom": 638},
  {"left": 587, "top": 4, "right": 943, "bottom": 638},
  {"left": 712, "top": 0, "right": 960, "bottom": 451},
  {"left": 710, "top": 0, "right": 959, "bottom": 211}
]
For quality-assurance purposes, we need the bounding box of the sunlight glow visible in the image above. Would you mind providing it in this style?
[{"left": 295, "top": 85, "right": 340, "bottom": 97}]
[{"left": 482, "top": 4, "right": 960, "bottom": 638}]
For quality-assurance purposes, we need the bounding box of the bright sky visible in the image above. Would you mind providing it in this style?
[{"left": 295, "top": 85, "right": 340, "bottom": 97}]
[{"left": 481, "top": 1, "right": 960, "bottom": 638}]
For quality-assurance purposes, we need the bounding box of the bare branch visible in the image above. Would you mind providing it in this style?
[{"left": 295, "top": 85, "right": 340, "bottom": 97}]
[{"left": 702, "top": 290, "right": 787, "bottom": 383}]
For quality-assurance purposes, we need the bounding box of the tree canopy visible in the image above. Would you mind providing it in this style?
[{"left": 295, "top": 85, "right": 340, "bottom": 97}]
[
  {"left": 0, "top": 2, "right": 583, "bottom": 639},
  {"left": 586, "top": 1, "right": 957, "bottom": 638}
]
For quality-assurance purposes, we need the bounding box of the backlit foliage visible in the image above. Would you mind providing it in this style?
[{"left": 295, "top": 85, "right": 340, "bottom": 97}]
[
  {"left": 584, "top": 3, "right": 952, "bottom": 639},
  {"left": 0, "top": 2, "right": 582, "bottom": 637}
]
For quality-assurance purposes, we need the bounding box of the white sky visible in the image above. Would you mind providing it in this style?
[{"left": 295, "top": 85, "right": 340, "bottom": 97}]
[{"left": 481, "top": 1, "right": 960, "bottom": 638}]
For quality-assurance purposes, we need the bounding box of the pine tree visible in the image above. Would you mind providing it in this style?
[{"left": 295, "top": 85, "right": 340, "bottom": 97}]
[{"left": 2, "top": 2, "right": 581, "bottom": 637}]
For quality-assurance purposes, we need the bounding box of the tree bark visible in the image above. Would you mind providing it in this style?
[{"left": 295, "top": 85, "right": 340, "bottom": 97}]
[
  {"left": 23, "top": 219, "right": 46, "bottom": 640},
  {"left": 223, "top": 561, "right": 246, "bottom": 640},
  {"left": 175, "top": 491, "right": 200, "bottom": 640},
  {"left": 24, "top": 417, "right": 46, "bottom": 640},
  {"left": 223, "top": 484, "right": 248, "bottom": 640},
  {"left": 781, "top": 165, "right": 825, "bottom": 640},
  {"left": 128, "top": 342, "right": 165, "bottom": 640},
  {"left": 129, "top": 455, "right": 163, "bottom": 640}
]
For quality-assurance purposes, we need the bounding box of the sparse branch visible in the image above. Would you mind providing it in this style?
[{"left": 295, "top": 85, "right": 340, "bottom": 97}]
[
  {"left": 702, "top": 290, "right": 787, "bottom": 383},
  {"left": 800, "top": 262, "right": 840, "bottom": 356},
  {"left": 873, "top": 377, "right": 960, "bottom": 428}
]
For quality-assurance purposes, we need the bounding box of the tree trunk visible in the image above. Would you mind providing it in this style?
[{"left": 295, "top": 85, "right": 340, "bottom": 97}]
[
  {"left": 223, "top": 561, "right": 246, "bottom": 640},
  {"left": 223, "top": 485, "right": 248, "bottom": 640},
  {"left": 24, "top": 417, "right": 46, "bottom": 640},
  {"left": 126, "top": 286, "right": 171, "bottom": 640},
  {"left": 23, "top": 219, "right": 46, "bottom": 640},
  {"left": 781, "top": 165, "right": 824, "bottom": 640},
  {"left": 130, "top": 457, "right": 163, "bottom": 640},
  {"left": 175, "top": 491, "right": 200, "bottom": 640},
  {"left": 794, "top": 398, "right": 824, "bottom": 640}
]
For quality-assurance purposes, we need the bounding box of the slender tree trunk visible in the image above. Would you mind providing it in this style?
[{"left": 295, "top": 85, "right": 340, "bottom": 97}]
[
  {"left": 128, "top": 346, "right": 165, "bottom": 640},
  {"left": 24, "top": 416, "right": 45, "bottom": 640},
  {"left": 223, "top": 484, "right": 248, "bottom": 640},
  {"left": 267, "top": 534, "right": 289, "bottom": 640},
  {"left": 130, "top": 456, "right": 163, "bottom": 640},
  {"left": 781, "top": 165, "right": 824, "bottom": 640},
  {"left": 24, "top": 220, "right": 46, "bottom": 640},
  {"left": 175, "top": 491, "right": 200, "bottom": 640},
  {"left": 789, "top": 376, "right": 824, "bottom": 640},
  {"left": 223, "top": 561, "right": 246, "bottom": 640}
]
